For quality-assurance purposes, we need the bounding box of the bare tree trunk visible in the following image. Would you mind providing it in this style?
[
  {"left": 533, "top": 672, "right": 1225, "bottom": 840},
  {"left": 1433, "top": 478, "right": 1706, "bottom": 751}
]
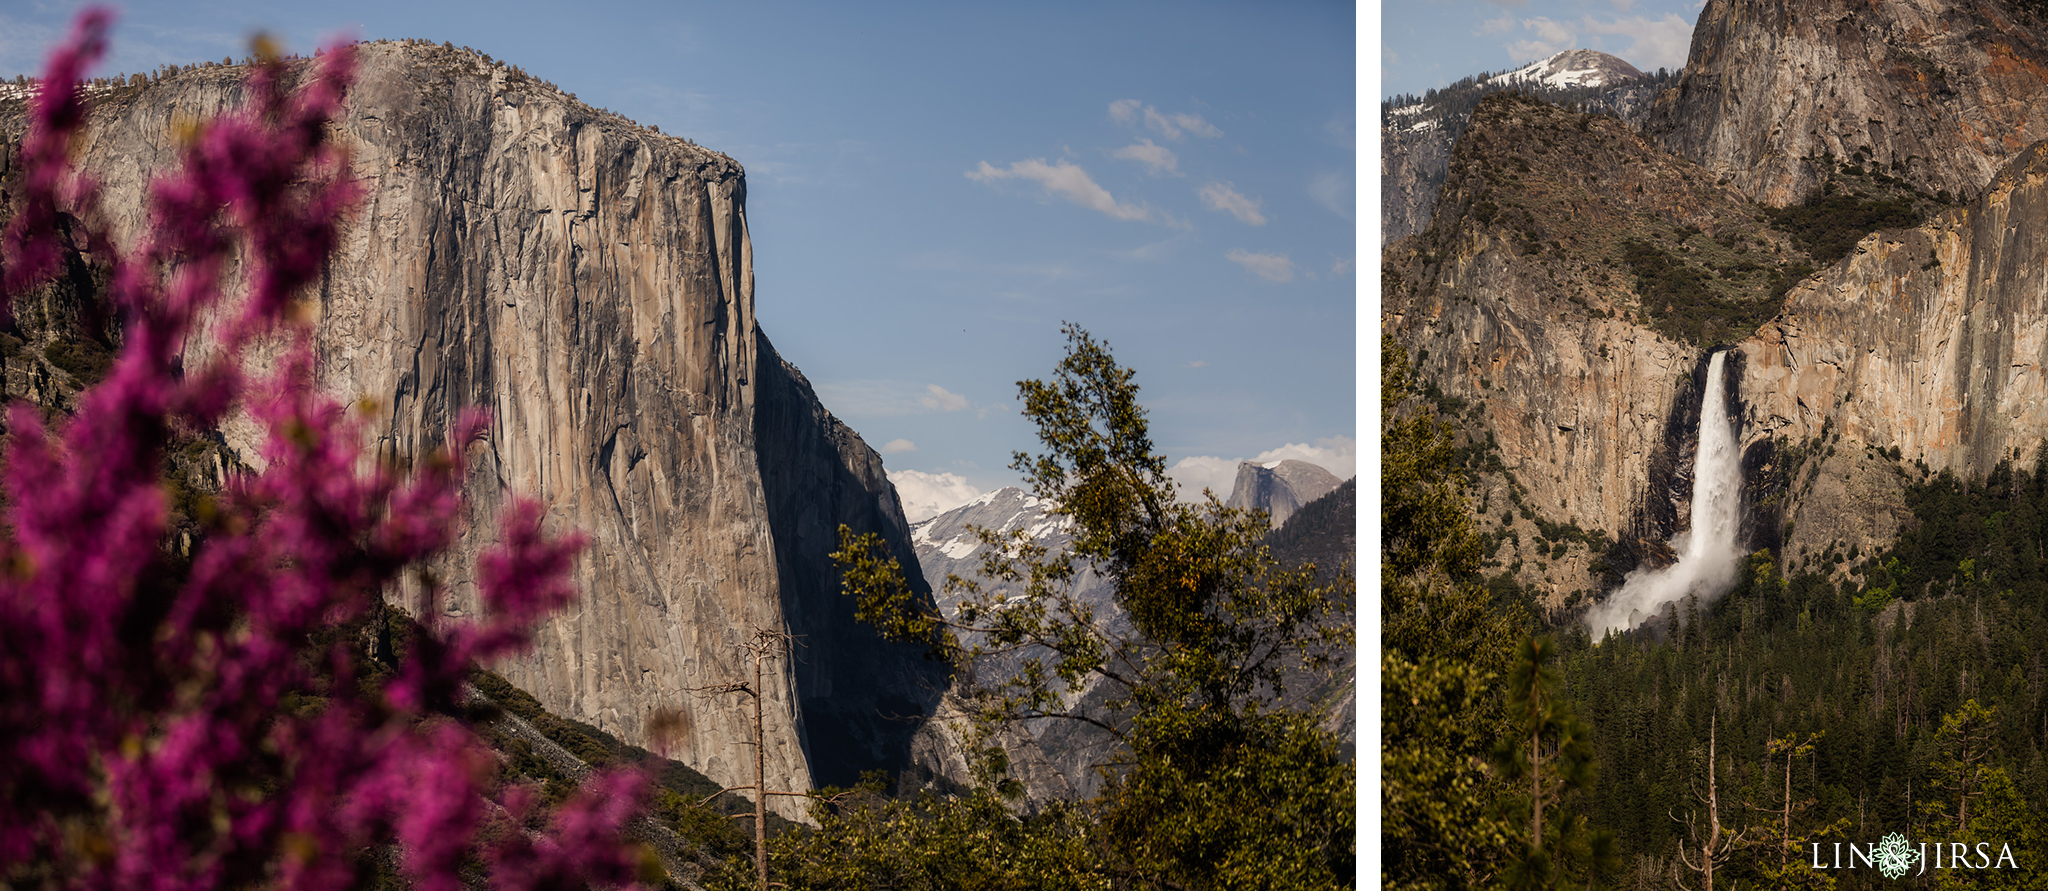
[
  {"left": 686, "top": 628, "right": 800, "bottom": 891},
  {"left": 755, "top": 642, "right": 768, "bottom": 891},
  {"left": 1532, "top": 727, "right": 1544, "bottom": 849},
  {"left": 1781, "top": 747, "right": 1791, "bottom": 864},
  {"left": 1703, "top": 715, "right": 1718, "bottom": 891}
]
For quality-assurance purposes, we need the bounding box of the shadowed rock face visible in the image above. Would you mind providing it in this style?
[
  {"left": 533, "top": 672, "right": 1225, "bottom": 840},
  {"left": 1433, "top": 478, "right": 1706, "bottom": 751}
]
[
  {"left": 1650, "top": 0, "right": 2048, "bottom": 207},
  {"left": 752, "top": 332, "right": 949, "bottom": 789},
  {"left": 0, "top": 41, "right": 931, "bottom": 820}
]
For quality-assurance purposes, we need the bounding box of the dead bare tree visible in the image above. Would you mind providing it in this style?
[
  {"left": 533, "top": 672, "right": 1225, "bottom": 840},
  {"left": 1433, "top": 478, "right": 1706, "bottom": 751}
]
[
  {"left": 1672, "top": 714, "right": 1746, "bottom": 891},
  {"left": 685, "top": 627, "right": 808, "bottom": 891}
]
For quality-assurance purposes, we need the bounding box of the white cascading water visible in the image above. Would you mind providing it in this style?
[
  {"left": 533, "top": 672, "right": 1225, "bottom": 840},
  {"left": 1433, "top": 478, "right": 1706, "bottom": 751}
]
[{"left": 1586, "top": 350, "right": 1745, "bottom": 638}]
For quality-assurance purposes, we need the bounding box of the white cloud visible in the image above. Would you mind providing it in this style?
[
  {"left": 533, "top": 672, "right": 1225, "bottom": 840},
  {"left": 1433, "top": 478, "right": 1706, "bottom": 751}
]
[
  {"left": 1167, "top": 436, "right": 1358, "bottom": 504},
  {"left": 1325, "top": 116, "right": 1354, "bottom": 152},
  {"left": 1308, "top": 171, "right": 1354, "bottom": 221},
  {"left": 1170, "top": 111, "right": 1222, "bottom": 138},
  {"left": 1109, "top": 99, "right": 1221, "bottom": 140},
  {"left": 881, "top": 438, "right": 918, "bottom": 454},
  {"left": 1109, "top": 234, "right": 1186, "bottom": 262},
  {"left": 1186, "top": 359, "right": 1208, "bottom": 368},
  {"left": 1166, "top": 456, "right": 1244, "bottom": 503},
  {"left": 1255, "top": 437, "right": 1357, "bottom": 480},
  {"left": 1331, "top": 255, "right": 1355, "bottom": 277},
  {"left": 1479, "top": 13, "right": 1517, "bottom": 34},
  {"left": 1226, "top": 249, "right": 1295, "bottom": 282},
  {"left": 1582, "top": 13, "right": 1693, "bottom": 72},
  {"left": 1199, "top": 181, "right": 1268, "bottom": 226},
  {"left": 890, "top": 470, "right": 985, "bottom": 523},
  {"left": 919, "top": 384, "right": 969, "bottom": 412},
  {"left": 968, "top": 159, "right": 1151, "bottom": 221},
  {"left": 1112, "top": 138, "right": 1179, "bottom": 175},
  {"left": 1507, "top": 16, "right": 1576, "bottom": 62}
]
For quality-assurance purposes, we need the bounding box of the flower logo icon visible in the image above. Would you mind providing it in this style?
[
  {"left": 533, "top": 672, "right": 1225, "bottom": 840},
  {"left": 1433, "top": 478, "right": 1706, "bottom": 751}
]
[{"left": 1873, "top": 833, "right": 1920, "bottom": 879}]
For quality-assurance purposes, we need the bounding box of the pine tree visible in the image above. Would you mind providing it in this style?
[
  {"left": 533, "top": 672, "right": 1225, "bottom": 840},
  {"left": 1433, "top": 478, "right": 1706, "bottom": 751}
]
[{"left": 1381, "top": 336, "right": 1525, "bottom": 889}]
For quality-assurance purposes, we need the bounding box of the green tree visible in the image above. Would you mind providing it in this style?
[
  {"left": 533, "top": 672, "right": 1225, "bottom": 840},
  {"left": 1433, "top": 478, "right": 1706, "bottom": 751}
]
[
  {"left": 830, "top": 324, "right": 1352, "bottom": 890},
  {"left": 1496, "top": 636, "right": 1610, "bottom": 890},
  {"left": 1930, "top": 767, "right": 2047, "bottom": 890},
  {"left": 756, "top": 778, "right": 1100, "bottom": 891},
  {"left": 1925, "top": 699, "right": 1997, "bottom": 832},
  {"left": 1381, "top": 336, "right": 1525, "bottom": 889},
  {"left": 1749, "top": 731, "right": 1849, "bottom": 890}
]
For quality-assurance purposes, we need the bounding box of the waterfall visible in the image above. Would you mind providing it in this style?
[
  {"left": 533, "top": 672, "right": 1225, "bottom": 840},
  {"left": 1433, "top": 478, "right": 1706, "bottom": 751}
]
[{"left": 1587, "top": 350, "right": 1745, "bottom": 638}]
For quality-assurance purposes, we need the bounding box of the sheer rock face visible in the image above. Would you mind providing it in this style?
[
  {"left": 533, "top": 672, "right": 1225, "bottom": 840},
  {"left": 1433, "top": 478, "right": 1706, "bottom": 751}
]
[
  {"left": 1738, "top": 139, "right": 2048, "bottom": 558},
  {"left": 1224, "top": 460, "right": 1341, "bottom": 528},
  {"left": 1381, "top": 117, "right": 1455, "bottom": 246},
  {"left": 1649, "top": 0, "right": 2048, "bottom": 207},
  {"left": 3, "top": 42, "right": 934, "bottom": 820},
  {"left": 752, "top": 333, "right": 951, "bottom": 790}
]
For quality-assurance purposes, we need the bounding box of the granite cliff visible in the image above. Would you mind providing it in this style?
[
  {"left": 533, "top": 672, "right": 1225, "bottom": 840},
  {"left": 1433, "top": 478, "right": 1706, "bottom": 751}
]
[
  {"left": 0, "top": 40, "right": 938, "bottom": 819},
  {"left": 1740, "top": 139, "right": 2048, "bottom": 570},
  {"left": 1223, "top": 459, "right": 1341, "bottom": 528},
  {"left": 1649, "top": 0, "right": 2048, "bottom": 207}
]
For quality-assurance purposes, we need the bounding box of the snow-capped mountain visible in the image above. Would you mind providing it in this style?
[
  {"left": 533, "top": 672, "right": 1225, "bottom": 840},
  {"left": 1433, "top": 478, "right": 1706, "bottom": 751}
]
[
  {"left": 910, "top": 487, "right": 1115, "bottom": 628},
  {"left": 1498, "top": 48, "right": 1646, "bottom": 92}
]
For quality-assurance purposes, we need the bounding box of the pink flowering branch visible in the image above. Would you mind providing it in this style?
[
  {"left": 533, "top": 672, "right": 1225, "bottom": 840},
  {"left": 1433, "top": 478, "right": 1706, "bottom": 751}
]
[{"left": 0, "top": 10, "right": 646, "bottom": 890}]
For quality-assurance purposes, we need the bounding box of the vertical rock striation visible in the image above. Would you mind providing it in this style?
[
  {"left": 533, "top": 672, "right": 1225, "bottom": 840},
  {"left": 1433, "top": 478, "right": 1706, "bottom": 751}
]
[{"left": 1736, "top": 138, "right": 2048, "bottom": 558}]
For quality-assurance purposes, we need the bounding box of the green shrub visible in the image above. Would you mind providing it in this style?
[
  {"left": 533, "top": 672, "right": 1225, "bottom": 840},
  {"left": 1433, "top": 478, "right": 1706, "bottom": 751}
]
[{"left": 1767, "top": 188, "right": 1925, "bottom": 265}]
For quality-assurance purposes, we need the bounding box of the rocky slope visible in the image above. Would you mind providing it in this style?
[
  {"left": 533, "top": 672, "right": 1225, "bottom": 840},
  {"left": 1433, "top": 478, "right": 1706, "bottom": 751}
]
[
  {"left": 0, "top": 41, "right": 936, "bottom": 820},
  {"left": 1223, "top": 458, "right": 1341, "bottom": 528},
  {"left": 1649, "top": 0, "right": 2048, "bottom": 207},
  {"left": 1382, "top": 50, "right": 1666, "bottom": 243}
]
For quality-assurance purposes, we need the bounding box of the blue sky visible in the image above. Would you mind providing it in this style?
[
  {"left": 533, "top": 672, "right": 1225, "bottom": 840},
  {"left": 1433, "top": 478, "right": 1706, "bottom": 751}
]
[
  {"left": 1381, "top": 0, "right": 1701, "bottom": 101},
  {"left": 0, "top": 1, "right": 1358, "bottom": 521}
]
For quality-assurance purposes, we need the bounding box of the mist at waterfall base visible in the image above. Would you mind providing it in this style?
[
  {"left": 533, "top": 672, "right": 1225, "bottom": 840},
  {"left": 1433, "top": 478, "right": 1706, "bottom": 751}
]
[{"left": 1586, "top": 351, "right": 1746, "bottom": 639}]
